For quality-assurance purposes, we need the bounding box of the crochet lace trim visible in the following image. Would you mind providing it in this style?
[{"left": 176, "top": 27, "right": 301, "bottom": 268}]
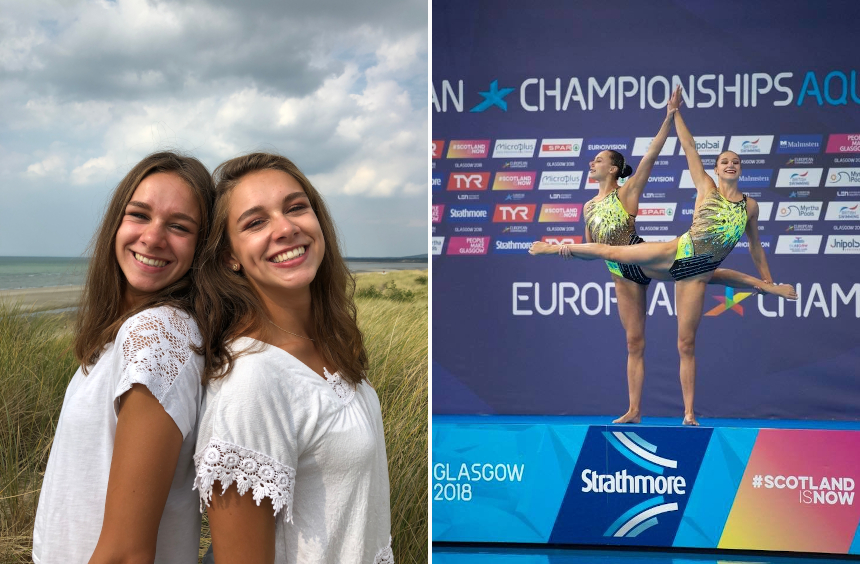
[
  {"left": 324, "top": 367, "right": 355, "bottom": 405},
  {"left": 194, "top": 437, "right": 296, "bottom": 523},
  {"left": 374, "top": 536, "right": 394, "bottom": 564},
  {"left": 117, "top": 307, "right": 198, "bottom": 402}
]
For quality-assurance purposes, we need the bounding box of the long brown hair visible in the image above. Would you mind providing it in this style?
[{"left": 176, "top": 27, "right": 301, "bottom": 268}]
[
  {"left": 195, "top": 152, "right": 368, "bottom": 386},
  {"left": 74, "top": 152, "right": 214, "bottom": 372}
]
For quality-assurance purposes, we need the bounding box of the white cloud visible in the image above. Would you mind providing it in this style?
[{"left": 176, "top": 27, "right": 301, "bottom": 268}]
[
  {"left": 0, "top": 0, "right": 427, "bottom": 256},
  {"left": 26, "top": 154, "right": 66, "bottom": 178}
]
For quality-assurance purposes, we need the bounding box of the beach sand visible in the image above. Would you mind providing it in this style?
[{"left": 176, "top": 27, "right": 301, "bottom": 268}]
[{"left": 0, "top": 285, "right": 82, "bottom": 311}]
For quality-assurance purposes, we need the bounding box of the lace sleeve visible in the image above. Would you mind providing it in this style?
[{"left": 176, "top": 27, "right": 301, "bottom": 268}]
[
  {"left": 194, "top": 437, "right": 297, "bottom": 523},
  {"left": 113, "top": 307, "right": 202, "bottom": 436}
]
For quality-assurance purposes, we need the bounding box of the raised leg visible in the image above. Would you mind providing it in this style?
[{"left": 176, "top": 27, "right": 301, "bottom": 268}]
[
  {"left": 674, "top": 276, "right": 708, "bottom": 426},
  {"left": 710, "top": 268, "right": 797, "bottom": 300},
  {"left": 530, "top": 239, "right": 677, "bottom": 272},
  {"left": 612, "top": 277, "right": 647, "bottom": 424}
]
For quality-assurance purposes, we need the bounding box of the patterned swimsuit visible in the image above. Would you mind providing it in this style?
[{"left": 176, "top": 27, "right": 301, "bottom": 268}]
[
  {"left": 583, "top": 189, "right": 651, "bottom": 285},
  {"left": 669, "top": 190, "right": 748, "bottom": 281}
]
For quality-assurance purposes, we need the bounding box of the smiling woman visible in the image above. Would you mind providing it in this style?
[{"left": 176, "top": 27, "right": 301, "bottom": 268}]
[
  {"left": 33, "top": 152, "right": 214, "bottom": 564},
  {"left": 193, "top": 153, "right": 392, "bottom": 564}
]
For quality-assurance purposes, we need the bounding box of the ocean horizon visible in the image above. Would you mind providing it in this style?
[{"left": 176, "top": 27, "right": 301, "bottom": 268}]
[{"left": 0, "top": 256, "right": 427, "bottom": 291}]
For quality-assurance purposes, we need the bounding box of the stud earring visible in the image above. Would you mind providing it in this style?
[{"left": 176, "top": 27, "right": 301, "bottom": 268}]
[{"left": 232, "top": 264, "right": 240, "bottom": 271}]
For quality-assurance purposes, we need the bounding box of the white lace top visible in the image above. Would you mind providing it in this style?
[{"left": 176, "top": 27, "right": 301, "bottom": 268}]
[
  {"left": 33, "top": 306, "right": 204, "bottom": 564},
  {"left": 194, "top": 337, "right": 393, "bottom": 563}
]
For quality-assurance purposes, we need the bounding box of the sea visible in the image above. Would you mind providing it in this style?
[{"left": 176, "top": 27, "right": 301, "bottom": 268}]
[{"left": 0, "top": 256, "right": 427, "bottom": 290}]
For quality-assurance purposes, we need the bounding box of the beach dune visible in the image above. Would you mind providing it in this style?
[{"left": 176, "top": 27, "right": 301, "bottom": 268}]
[{"left": 0, "top": 285, "right": 82, "bottom": 311}]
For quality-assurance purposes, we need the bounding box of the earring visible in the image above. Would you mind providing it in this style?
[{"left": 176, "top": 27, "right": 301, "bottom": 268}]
[{"left": 232, "top": 264, "right": 240, "bottom": 271}]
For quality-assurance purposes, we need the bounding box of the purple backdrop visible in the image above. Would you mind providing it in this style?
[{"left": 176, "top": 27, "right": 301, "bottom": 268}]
[{"left": 431, "top": 0, "right": 860, "bottom": 420}]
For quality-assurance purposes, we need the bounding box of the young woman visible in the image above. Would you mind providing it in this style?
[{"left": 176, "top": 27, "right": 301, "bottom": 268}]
[
  {"left": 532, "top": 98, "right": 796, "bottom": 425},
  {"left": 193, "top": 153, "right": 392, "bottom": 563},
  {"left": 579, "top": 86, "right": 796, "bottom": 424},
  {"left": 33, "top": 152, "right": 213, "bottom": 563}
]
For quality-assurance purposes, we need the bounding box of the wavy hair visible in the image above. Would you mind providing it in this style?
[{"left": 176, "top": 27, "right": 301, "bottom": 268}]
[
  {"left": 74, "top": 152, "right": 214, "bottom": 373},
  {"left": 195, "top": 153, "right": 368, "bottom": 386}
]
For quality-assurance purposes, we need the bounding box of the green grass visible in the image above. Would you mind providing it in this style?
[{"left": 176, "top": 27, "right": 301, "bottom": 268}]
[{"left": 0, "top": 270, "right": 427, "bottom": 564}]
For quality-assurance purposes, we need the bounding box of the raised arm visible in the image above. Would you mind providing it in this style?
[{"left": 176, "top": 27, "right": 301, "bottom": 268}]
[
  {"left": 742, "top": 198, "right": 773, "bottom": 283},
  {"left": 621, "top": 86, "right": 681, "bottom": 201},
  {"left": 674, "top": 99, "right": 717, "bottom": 196}
]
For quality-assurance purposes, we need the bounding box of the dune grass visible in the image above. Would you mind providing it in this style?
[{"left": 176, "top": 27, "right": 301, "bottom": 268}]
[{"left": 0, "top": 269, "right": 427, "bottom": 564}]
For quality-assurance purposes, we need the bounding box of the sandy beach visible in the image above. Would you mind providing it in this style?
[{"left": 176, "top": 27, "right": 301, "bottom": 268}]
[{"left": 0, "top": 285, "right": 82, "bottom": 311}]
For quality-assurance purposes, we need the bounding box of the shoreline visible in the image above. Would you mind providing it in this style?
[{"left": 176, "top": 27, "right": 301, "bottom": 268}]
[
  {"left": 0, "top": 285, "right": 83, "bottom": 311},
  {"left": 0, "top": 267, "right": 428, "bottom": 313}
]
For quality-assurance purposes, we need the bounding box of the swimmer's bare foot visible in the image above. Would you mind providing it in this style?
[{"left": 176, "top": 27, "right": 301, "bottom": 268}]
[
  {"left": 683, "top": 414, "right": 699, "bottom": 426},
  {"left": 771, "top": 283, "right": 797, "bottom": 300},
  {"left": 613, "top": 410, "right": 641, "bottom": 424},
  {"left": 529, "top": 241, "right": 557, "bottom": 256}
]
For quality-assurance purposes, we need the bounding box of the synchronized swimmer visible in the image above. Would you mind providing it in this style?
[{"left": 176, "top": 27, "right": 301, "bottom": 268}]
[{"left": 530, "top": 87, "right": 797, "bottom": 425}]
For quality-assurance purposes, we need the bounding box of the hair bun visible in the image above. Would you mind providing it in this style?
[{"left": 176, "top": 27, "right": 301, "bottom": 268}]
[{"left": 620, "top": 164, "right": 633, "bottom": 179}]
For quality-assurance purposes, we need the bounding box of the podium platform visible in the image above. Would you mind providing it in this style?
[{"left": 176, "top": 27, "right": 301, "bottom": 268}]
[{"left": 433, "top": 416, "right": 860, "bottom": 555}]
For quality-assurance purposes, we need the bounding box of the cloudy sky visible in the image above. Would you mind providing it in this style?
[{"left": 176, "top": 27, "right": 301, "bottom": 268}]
[{"left": 0, "top": 0, "right": 427, "bottom": 258}]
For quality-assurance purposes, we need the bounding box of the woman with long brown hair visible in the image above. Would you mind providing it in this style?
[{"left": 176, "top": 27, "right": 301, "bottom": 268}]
[
  {"left": 33, "top": 152, "right": 213, "bottom": 563},
  {"left": 193, "top": 153, "right": 392, "bottom": 563}
]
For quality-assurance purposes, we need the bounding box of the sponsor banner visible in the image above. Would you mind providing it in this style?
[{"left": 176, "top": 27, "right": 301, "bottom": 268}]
[
  {"left": 826, "top": 134, "right": 860, "bottom": 154},
  {"left": 720, "top": 430, "right": 860, "bottom": 553},
  {"left": 785, "top": 156, "right": 817, "bottom": 166},
  {"left": 431, "top": 237, "right": 445, "bottom": 256},
  {"left": 825, "top": 202, "right": 860, "bottom": 221},
  {"left": 775, "top": 235, "right": 823, "bottom": 254},
  {"left": 494, "top": 236, "right": 535, "bottom": 254},
  {"left": 777, "top": 134, "right": 823, "bottom": 154},
  {"left": 679, "top": 136, "right": 725, "bottom": 156},
  {"left": 448, "top": 205, "right": 490, "bottom": 222},
  {"left": 539, "top": 138, "right": 583, "bottom": 158},
  {"left": 836, "top": 190, "right": 860, "bottom": 198},
  {"left": 825, "top": 168, "right": 860, "bottom": 187},
  {"left": 446, "top": 236, "right": 490, "bottom": 255},
  {"left": 432, "top": 204, "right": 445, "bottom": 224},
  {"left": 641, "top": 235, "right": 676, "bottom": 242},
  {"left": 636, "top": 203, "right": 677, "bottom": 222},
  {"left": 447, "top": 172, "right": 491, "bottom": 191},
  {"left": 728, "top": 135, "right": 775, "bottom": 155},
  {"left": 825, "top": 235, "right": 860, "bottom": 254},
  {"left": 552, "top": 426, "right": 712, "bottom": 545},
  {"left": 493, "top": 204, "right": 537, "bottom": 223},
  {"left": 493, "top": 139, "right": 537, "bottom": 158},
  {"left": 775, "top": 168, "right": 823, "bottom": 188},
  {"left": 434, "top": 420, "right": 860, "bottom": 553},
  {"left": 493, "top": 171, "right": 536, "bottom": 191},
  {"left": 679, "top": 169, "right": 719, "bottom": 188},
  {"left": 645, "top": 171, "right": 679, "bottom": 188},
  {"left": 447, "top": 139, "right": 491, "bottom": 159},
  {"left": 735, "top": 235, "right": 773, "bottom": 254},
  {"left": 584, "top": 138, "right": 630, "bottom": 156},
  {"left": 775, "top": 202, "right": 823, "bottom": 221},
  {"left": 432, "top": 422, "right": 588, "bottom": 542},
  {"left": 539, "top": 170, "right": 583, "bottom": 190},
  {"left": 631, "top": 136, "right": 678, "bottom": 157},
  {"left": 432, "top": 173, "right": 443, "bottom": 192},
  {"left": 538, "top": 203, "right": 582, "bottom": 222},
  {"left": 541, "top": 235, "right": 583, "bottom": 245},
  {"left": 432, "top": 140, "right": 445, "bottom": 159},
  {"left": 757, "top": 202, "right": 774, "bottom": 221},
  {"left": 738, "top": 169, "right": 773, "bottom": 188}
]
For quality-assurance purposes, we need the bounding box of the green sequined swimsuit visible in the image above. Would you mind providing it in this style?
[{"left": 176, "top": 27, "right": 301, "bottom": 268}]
[
  {"left": 583, "top": 189, "right": 651, "bottom": 285},
  {"left": 669, "top": 190, "right": 748, "bottom": 281}
]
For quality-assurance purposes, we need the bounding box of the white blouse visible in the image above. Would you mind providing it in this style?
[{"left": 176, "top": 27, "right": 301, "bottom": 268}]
[
  {"left": 33, "top": 306, "right": 204, "bottom": 564},
  {"left": 194, "top": 337, "right": 393, "bottom": 563}
]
